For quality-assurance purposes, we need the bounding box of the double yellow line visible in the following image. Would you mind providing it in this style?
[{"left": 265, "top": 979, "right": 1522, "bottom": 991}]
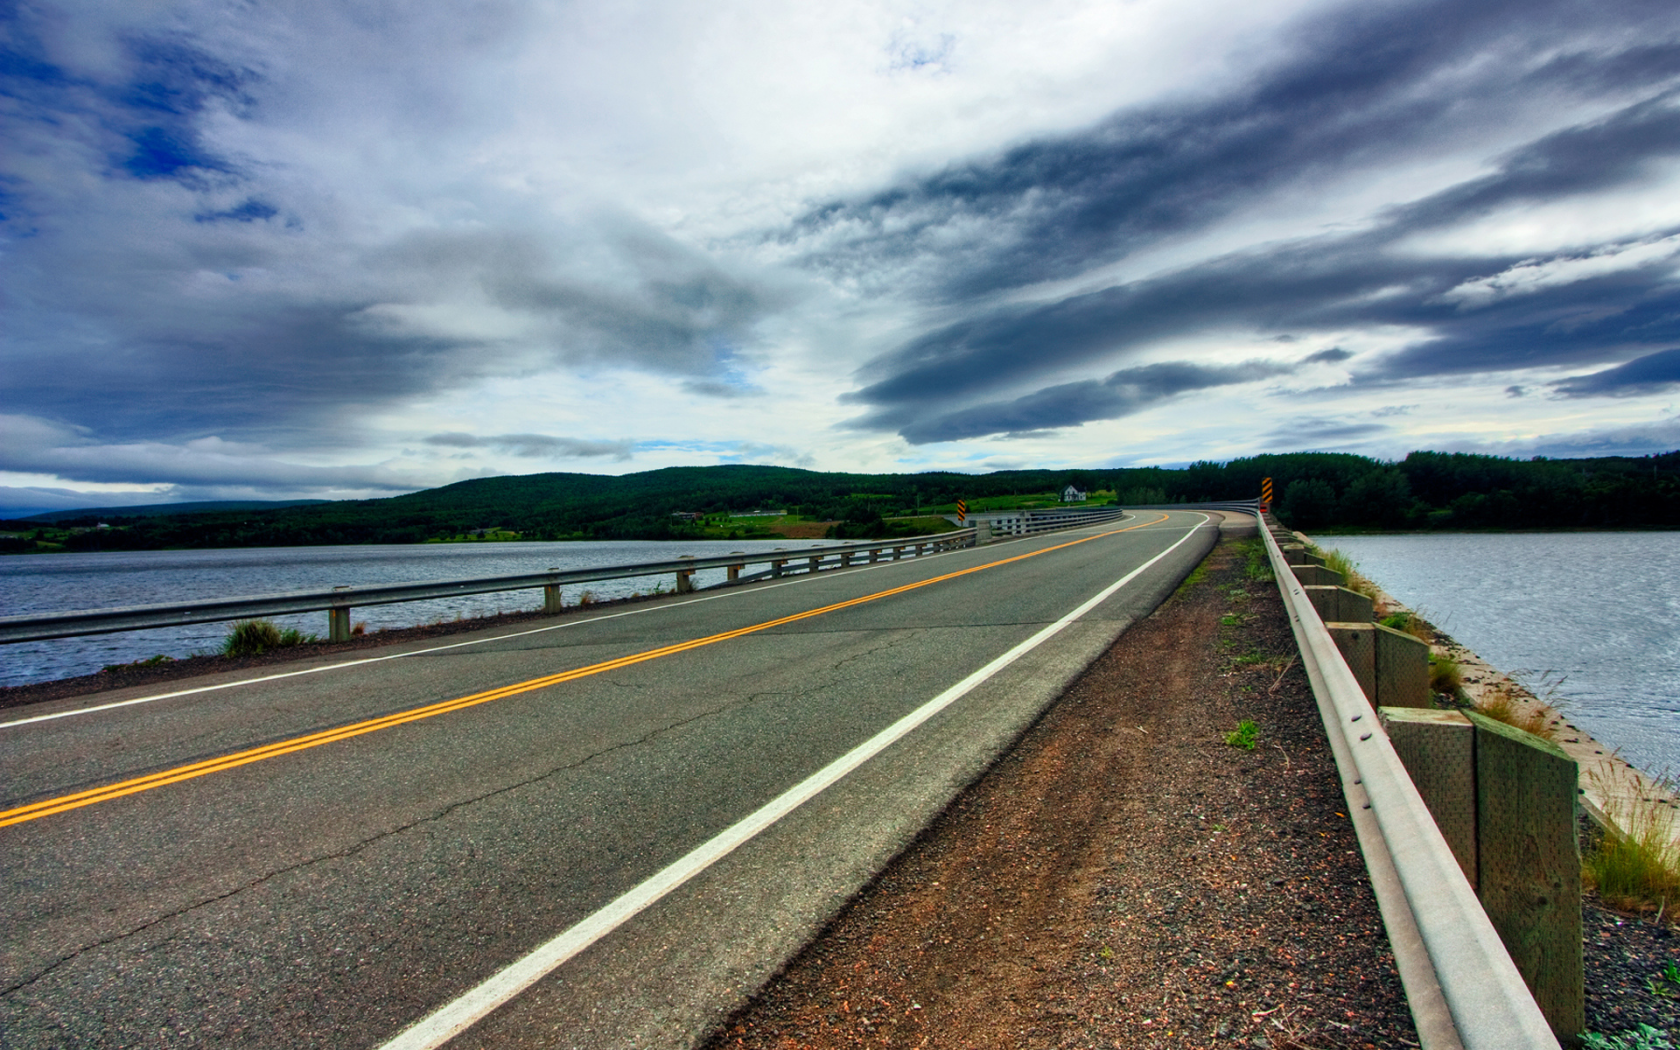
[{"left": 1, "top": 515, "right": 1170, "bottom": 829}]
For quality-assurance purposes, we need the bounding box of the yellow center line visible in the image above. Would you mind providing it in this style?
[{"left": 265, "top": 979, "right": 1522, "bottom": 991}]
[{"left": 1, "top": 514, "right": 1173, "bottom": 829}]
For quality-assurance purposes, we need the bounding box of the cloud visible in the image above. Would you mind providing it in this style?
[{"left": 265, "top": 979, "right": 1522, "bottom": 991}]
[
  {"left": 0, "top": 415, "right": 423, "bottom": 493},
  {"left": 1261, "top": 418, "right": 1392, "bottom": 447},
  {"left": 880, "top": 359, "right": 1297, "bottom": 444},
  {"left": 1552, "top": 347, "right": 1680, "bottom": 396},
  {"left": 422, "top": 433, "right": 637, "bottom": 459},
  {"left": 5, "top": 0, "right": 1680, "bottom": 498}
]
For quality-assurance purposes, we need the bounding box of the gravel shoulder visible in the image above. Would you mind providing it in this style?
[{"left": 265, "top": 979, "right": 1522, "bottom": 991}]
[{"left": 704, "top": 530, "right": 1418, "bottom": 1050}]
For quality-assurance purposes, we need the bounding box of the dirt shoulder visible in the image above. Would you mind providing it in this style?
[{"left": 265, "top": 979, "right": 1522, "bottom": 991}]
[{"left": 704, "top": 531, "right": 1417, "bottom": 1050}]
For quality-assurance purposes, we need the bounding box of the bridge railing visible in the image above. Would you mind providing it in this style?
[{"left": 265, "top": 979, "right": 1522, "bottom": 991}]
[
  {"left": 0, "top": 530, "right": 978, "bottom": 645},
  {"left": 0, "top": 508, "right": 1131, "bottom": 647},
  {"left": 1258, "top": 514, "right": 1558, "bottom": 1050}
]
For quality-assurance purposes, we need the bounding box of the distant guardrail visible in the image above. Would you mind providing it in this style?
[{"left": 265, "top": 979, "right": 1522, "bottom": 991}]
[
  {"left": 0, "top": 507, "right": 1131, "bottom": 646},
  {"left": 1259, "top": 514, "right": 1558, "bottom": 1050}
]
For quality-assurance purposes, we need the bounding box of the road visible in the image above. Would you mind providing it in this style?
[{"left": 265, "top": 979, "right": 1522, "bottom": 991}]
[{"left": 0, "top": 512, "right": 1216, "bottom": 1049}]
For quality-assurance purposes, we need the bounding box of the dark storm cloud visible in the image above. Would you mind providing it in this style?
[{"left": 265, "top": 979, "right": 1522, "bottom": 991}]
[
  {"left": 885, "top": 360, "right": 1296, "bottom": 444},
  {"left": 423, "top": 433, "right": 636, "bottom": 459},
  {"left": 788, "top": 0, "right": 1680, "bottom": 442},
  {"left": 1552, "top": 347, "right": 1680, "bottom": 396},
  {"left": 788, "top": 0, "right": 1680, "bottom": 301}
]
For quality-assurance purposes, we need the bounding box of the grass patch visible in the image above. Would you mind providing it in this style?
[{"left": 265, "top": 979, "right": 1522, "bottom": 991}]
[
  {"left": 1220, "top": 613, "right": 1244, "bottom": 627},
  {"left": 1241, "top": 538, "right": 1273, "bottom": 583},
  {"left": 1174, "top": 558, "right": 1211, "bottom": 596},
  {"left": 1474, "top": 681, "right": 1556, "bottom": 740},
  {"left": 221, "top": 619, "right": 318, "bottom": 657},
  {"left": 1584, "top": 769, "right": 1680, "bottom": 923},
  {"left": 1232, "top": 649, "right": 1271, "bottom": 666},
  {"left": 1224, "top": 720, "right": 1259, "bottom": 750},
  {"left": 1428, "top": 652, "right": 1463, "bottom": 697}
]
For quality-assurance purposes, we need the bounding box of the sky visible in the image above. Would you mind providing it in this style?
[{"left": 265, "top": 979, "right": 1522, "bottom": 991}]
[{"left": 4, "top": 0, "right": 1680, "bottom": 515}]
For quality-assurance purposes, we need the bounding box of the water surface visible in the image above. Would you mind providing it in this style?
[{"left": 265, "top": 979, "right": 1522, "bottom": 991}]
[
  {"left": 0, "top": 539, "right": 831, "bottom": 688},
  {"left": 1315, "top": 532, "right": 1680, "bottom": 778}
]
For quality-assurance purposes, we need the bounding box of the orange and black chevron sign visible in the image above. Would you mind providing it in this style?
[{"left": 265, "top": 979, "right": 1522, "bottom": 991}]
[
  {"left": 1260, "top": 477, "right": 1273, "bottom": 511},
  {"left": 956, "top": 499, "right": 968, "bottom": 523}
]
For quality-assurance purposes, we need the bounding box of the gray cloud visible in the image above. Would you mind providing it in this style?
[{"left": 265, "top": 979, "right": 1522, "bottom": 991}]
[
  {"left": 422, "top": 432, "right": 636, "bottom": 459},
  {"left": 879, "top": 359, "right": 1297, "bottom": 444},
  {"left": 1551, "top": 347, "right": 1680, "bottom": 396},
  {"left": 787, "top": 0, "right": 1680, "bottom": 442}
]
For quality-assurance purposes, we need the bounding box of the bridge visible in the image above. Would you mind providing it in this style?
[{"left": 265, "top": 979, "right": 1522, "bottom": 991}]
[{"left": 0, "top": 509, "right": 1558, "bottom": 1048}]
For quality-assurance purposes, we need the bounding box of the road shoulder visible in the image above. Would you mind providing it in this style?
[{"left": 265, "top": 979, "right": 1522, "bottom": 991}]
[{"left": 703, "top": 532, "right": 1419, "bottom": 1050}]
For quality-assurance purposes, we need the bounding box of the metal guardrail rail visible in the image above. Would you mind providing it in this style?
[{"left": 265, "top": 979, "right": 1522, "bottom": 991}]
[
  {"left": 1258, "top": 514, "right": 1559, "bottom": 1050},
  {"left": 0, "top": 507, "right": 1130, "bottom": 645}
]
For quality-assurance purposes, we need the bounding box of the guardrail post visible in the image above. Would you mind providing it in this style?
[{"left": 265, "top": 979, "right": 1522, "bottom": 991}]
[
  {"left": 1379, "top": 707, "right": 1478, "bottom": 885},
  {"left": 543, "top": 584, "right": 563, "bottom": 613},
  {"left": 771, "top": 559, "right": 786, "bottom": 578},
  {"left": 840, "top": 551, "right": 852, "bottom": 567},
  {"left": 328, "top": 587, "right": 352, "bottom": 642},
  {"left": 1293, "top": 563, "right": 1345, "bottom": 587},
  {"left": 728, "top": 554, "right": 744, "bottom": 583},
  {"left": 807, "top": 555, "right": 820, "bottom": 574},
  {"left": 1374, "top": 624, "right": 1431, "bottom": 708},
  {"left": 1468, "top": 712, "right": 1584, "bottom": 1042},
  {"left": 1326, "top": 622, "right": 1377, "bottom": 701},
  {"left": 975, "top": 520, "right": 992, "bottom": 545},
  {"left": 1303, "top": 584, "right": 1374, "bottom": 624}
]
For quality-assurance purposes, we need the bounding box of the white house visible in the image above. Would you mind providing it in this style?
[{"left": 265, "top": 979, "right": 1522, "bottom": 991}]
[{"left": 1062, "top": 485, "right": 1087, "bottom": 503}]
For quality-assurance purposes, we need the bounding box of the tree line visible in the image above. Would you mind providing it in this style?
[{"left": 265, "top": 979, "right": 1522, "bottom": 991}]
[{"left": 6, "top": 451, "right": 1676, "bottom": 553}]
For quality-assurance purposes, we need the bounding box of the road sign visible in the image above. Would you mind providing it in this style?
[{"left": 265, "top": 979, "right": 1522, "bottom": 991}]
[
  {"left": 956, "top": 499, "right": 968, "bottom": 523},
  {"left": 1260, "top": 477, "right": 1273, "bottom": 512}
]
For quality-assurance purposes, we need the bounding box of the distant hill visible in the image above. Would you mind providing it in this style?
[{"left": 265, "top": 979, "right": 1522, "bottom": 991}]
[
  {"left": 22, "top": 500, "right": 331, "bottom": 522},
  {"left": 5, "top": 451, "right": 1677, "bottom": 553}
]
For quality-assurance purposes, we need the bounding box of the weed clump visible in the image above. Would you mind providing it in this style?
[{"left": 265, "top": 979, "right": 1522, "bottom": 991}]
[
  {"left": 1428, "top": 653, "right": 1463, "bottom": 697},
  {"left": 1581, "top": 1024, "right": 1676, "bottom": 1050},
  {"left": 1584, "top": 770, "right": 1680, "bottom": 923},
  {"left": 1242, "top": 538, "right": 1273, "bottom": 582},
  {"left": 1224, "top": 720, "right": 1259, "bottom": 750},
  {"left": 1317, "top": 547, "right": 1381, "bottom": 603},
  {"left": 221, "top": 619, "right": 316, "bottom": 657},
  {"left": 1474, "top": 682, "right": 1556, "bottom": 740}
]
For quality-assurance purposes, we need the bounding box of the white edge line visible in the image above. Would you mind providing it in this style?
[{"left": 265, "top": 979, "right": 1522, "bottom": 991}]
[
  {"left": 0, "top": 519, "right": 1132, "bottom": 732},
  {"left": 376, "top": 513, "right": 1207, "bottom": 1050}
]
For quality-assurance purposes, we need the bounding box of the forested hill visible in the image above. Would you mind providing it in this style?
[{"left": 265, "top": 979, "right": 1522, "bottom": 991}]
[{"left": 5, "top": 451, "right": 1677, "bottom": 552}]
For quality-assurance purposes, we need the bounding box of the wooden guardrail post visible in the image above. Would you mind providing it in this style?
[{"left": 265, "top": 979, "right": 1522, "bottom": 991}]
[
  {"left": 328, "top": 586, "right": 352, "bottom": 642},
  {"left": 1468, "top": 711, "right": 1583, "bottom": 1042},
  {"left": 544, "top": 584, "right": 563, "bottom": 613},
  {"left": 1379, "top": 707, "right": 1478, "bottom": 885},
  {"left": 727, "top": 556, "right": 744, "bottom": 584},
  {"left": 1377, "top": 707, "right": 1584, "bottom": 1042},
  {"left": 675, "top": 555, "right": 696, "bottom": 594},
  {"left": 1303, "top": 584, "right": 1374, "bottom": 624}
]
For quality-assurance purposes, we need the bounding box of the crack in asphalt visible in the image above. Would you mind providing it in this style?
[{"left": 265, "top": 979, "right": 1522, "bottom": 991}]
[{"left": 0, "top": 692, "right": 756, "bottom": 1000}]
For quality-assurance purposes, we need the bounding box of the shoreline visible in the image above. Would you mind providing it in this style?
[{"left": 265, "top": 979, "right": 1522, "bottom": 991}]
[{"left": 1296, "top": 530, "right": 1680, "bottom": 865}]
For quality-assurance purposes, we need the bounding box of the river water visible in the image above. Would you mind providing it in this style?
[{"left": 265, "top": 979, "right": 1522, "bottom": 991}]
[
  {"left": 0, "top": 539, "right": 834, "bottom": 689},
  {"left": 1314, "top": 532, "right": 1680, "bottom": 779}
]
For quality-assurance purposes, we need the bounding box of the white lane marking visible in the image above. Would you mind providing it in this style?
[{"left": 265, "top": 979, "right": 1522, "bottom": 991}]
[
  {"left": 376, "top": 514, "right": 1207, "bottom": 1050},
  {"left": 0, "top": 539, "right": 992, "bottom": 731},
  {"left": 1, "top": 519, "right": 1136, "bottom": 731}
]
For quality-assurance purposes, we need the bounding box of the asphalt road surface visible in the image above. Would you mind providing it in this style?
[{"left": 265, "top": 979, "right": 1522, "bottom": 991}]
[{"left": 0, "top": 511, "right": 1218, "bottom": 1049}]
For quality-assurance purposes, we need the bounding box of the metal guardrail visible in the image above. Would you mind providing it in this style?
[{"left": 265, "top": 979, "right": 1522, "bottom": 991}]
[
  {"left": 1258, "top": 514, "right": 1559, "bottom": 1050},
  {"left": 0, "top": 507, "right": 1128, "bottom": 646}
]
